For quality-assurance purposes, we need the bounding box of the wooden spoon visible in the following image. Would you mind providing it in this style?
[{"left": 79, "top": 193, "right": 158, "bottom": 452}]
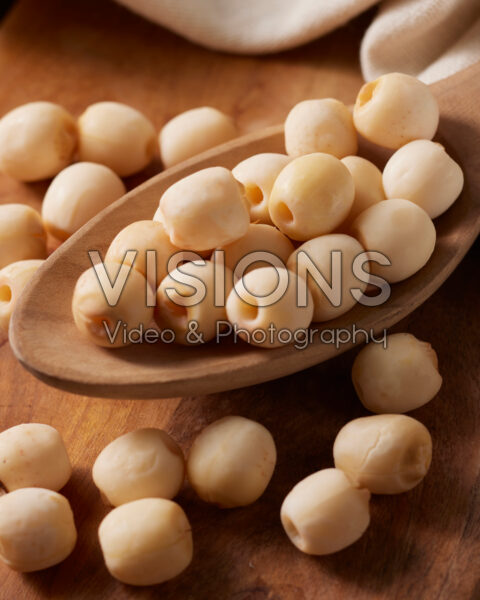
[{"left": 10, "top": 63, "right": 480, "bottom": 399}]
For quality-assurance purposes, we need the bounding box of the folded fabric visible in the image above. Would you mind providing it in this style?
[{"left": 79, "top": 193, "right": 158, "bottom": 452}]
[
  {"left": 116, "top": 0, "right": 480, "bottom": 82},
  {"left": 361, "top": 0, "right": 480, "bottom": 83}
]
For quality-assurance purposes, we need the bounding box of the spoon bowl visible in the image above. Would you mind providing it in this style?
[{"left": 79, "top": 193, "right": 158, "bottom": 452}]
[{"left": 9, "top": 63, "right": 480, "bottom": 399}]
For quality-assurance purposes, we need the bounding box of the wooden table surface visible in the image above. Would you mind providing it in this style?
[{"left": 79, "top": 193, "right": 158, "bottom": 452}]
[{"left": 0, "top": 1, "right": 479, "bottom": 598}]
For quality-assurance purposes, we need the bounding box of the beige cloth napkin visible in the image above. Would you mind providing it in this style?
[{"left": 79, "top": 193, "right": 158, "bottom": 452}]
[{"left": 116, "top": 0, "right": 480, "bottom": 83}]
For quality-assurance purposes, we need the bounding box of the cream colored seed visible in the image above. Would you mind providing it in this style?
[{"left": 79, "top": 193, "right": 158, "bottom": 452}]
[
  {"left": 351, "top": 198, "right": 436, "bottom": 283},
  {"left": 352, "top": 333, "right": 442, "bottom": 414},
  {"left": 339, "top": 155, "right": 385, "bottom": 229},
  {"left": 353, "top": 72, "right": 439, "bottom": 149},
  {"left": 215, "top": 223, "right": 294, "bottom": 275},
  {"left": 232, "top": 153, "right": 291, "bottom": 224},
  {"left": 269, "top": 153, "right": 354, "bottom": 241},
  {"left": 333, "top": 414, "right": 433, "bottom": 494},
  {"left": 106, "top": 220, "right": 180, "bottom": 288},
  {"left": 0, "top": 102, "right": 77, "bottom": 182},
  {"left": 160, "top": 106, "right": 237, "bottom": 168},
  {"left": 93, "top": 428, "right": 185, "bottom": 506},
  {"left": 226, "top": 266, "right": 314, "bottom": 349},
  {"left": 152, "top": 204, "right": 163, "bottom": 225},
  {"left": 78, "top": 102, "right": 156, "bottom": 176},
  {"left": 187, "top": 416, "right": 276, "bottom": 508},
  {"left": 155, "top": 260, "right": 232, "bottom": 345},
  {"left": 287, "top": 234, "right": 367, "bottom": 322},
  {"left": 285, "top": 98, "right": 357, "bottom": 159},
  {"left": 382, "top": 140, "right": 464, "bottom": 219},
  {"left": 280, "top": 468, "right": 371, "bottom": 555},
  {"left": 72, "top": 262, "right": 153, "bottom": 348},
  {"left": 42, "top": 162, "right": 126, "bottom": 241},
  {"left": 153, "top": 207, "right": 214, "bottom": 260},
  {"left": 0, "top": 204, "right": 47, "bottom": 270},
  {"left": 0, "top": 423, "right": 71, "bottom": 492},
  {"left": 98, "top": 498, "right": 193, "bottom": 586},
  {"left": 0, "top": 259, "right": 44, "bottom": 343},
  {"left": 152, "top": 207, "right": 215, "bottom": 258},
  {"left": 159, "top": 166, "right": 250, "bottom": 251},
  {"left": 0, "top": 488, "right": 77, "bottom": 572}
]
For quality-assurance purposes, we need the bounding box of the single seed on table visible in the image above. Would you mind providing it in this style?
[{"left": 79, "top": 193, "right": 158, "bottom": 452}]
[
  {"left": 187, "top": 415, "right": 277, "bottom": 507},
  {"left": 160, "top": 106, "right": 237, "bottom": 168},
  {"left": 93, "top": 428, "right": 185, "bottom": 506},
  {"left": 280, "top": 468, "right": 371, "bottom": 555},
  {"left": 77, "top": 101, "right": 156, "bottom": 176},
  {"left": 0, "top": 204, "right": 47, "bottom": 270},
  {"left": 0, "top": 423, "right": 71, "bottom": 492},
  {"left": 0, "top": 259, "right": 44, "bottom": 343},
  {"left": 0, "top": 488, "right": 77, "bottom": 572},
  {"left": 0, "top": 101, "right": 77, "bottom": 181},
  {"left": 352, "top": 332, "right": 442, "bottom": 413},
  {"left": 98, "top": 498, "right": 193, "bottom": 586},
  {"left": 42, "top": 162, "right": 126, "bottom": 241},
  {"left": 333, "top": 414, "right": 433, "bottom": 494}
]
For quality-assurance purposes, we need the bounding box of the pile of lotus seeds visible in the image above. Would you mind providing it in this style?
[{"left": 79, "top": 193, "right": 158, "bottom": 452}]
[
  {"left": 0, "top": 73, "right": 464, "bottom": 348},
  {"left": 0, "top": 331, "right": 442, "bottom": 584},
  {"left": 0, "top": 72, "right": 459, "bottom": 585},
  {"left": 69, "top": 73, "right": 463, "bottom": 350}
]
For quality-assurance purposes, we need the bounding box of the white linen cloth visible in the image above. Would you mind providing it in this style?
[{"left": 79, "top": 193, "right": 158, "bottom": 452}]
[{"left": 115, "top": 0, "right": 480, "bottom": 83}]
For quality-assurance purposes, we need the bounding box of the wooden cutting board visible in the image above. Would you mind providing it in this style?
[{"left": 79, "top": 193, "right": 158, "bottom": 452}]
[{"left": 0, "top": 1, "right": 478, "bottom": 598}]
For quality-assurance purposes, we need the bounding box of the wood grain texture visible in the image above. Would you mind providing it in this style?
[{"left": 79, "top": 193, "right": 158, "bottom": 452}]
[{"left": 0, "top": 1, "right": 479, "bottom": 599}]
